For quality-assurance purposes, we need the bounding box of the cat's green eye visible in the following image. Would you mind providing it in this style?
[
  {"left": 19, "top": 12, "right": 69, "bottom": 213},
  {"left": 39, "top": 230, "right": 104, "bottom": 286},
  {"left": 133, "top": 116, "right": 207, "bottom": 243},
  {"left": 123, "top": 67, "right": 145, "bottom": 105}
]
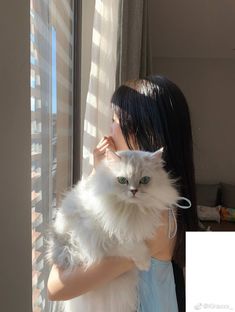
[
  {"left": 117, "top": 177, "right": 128, "bottom": 184},
  {"left": 139, "top": 176, "right": 151, "bottom": 184}
]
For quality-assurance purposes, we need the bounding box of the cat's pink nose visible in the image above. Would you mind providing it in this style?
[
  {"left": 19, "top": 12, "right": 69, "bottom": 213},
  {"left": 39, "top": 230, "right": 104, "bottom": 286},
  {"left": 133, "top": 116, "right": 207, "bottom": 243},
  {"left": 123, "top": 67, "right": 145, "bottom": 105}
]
[{"left": 130, "top": 189, "right": 138, "bottom": 196}]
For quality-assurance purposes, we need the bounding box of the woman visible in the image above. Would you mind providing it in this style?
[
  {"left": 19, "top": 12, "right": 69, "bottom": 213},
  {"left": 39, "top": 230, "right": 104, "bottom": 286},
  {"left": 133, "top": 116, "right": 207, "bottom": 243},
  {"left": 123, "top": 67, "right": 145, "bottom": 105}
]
[{"left": 47, "top": 75, "right": 199, "bottom": 311}]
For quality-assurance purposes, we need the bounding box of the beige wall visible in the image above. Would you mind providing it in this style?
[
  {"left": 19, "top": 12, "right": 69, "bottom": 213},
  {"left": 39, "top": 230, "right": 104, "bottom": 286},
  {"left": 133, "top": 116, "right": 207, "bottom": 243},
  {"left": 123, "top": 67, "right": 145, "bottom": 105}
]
[
  {"left": 0, "top": 1, "right": 31, "bottom": 311},
  {"left": 152, "top": 57, "right": 235, "bottom": 184},
  {"left": 0, "top": 1, "right": 95, "bottom": 310},
  {"left": 149, "top": 0, "right": 235, "bottom": 185}
]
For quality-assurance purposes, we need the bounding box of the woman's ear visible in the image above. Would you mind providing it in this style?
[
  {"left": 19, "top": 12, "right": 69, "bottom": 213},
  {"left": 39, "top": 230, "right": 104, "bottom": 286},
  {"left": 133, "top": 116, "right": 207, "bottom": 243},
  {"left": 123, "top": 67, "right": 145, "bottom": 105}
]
[{"left": 105, "top": 149, "right": 121, "bottom": 162}]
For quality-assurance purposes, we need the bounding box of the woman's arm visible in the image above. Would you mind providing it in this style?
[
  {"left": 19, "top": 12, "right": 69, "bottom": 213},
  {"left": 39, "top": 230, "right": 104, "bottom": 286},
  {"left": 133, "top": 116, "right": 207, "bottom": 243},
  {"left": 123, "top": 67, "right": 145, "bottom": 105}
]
[
  {"left": 47, "top": 256, "right": 135, "bottom": 301},
  {"left": 47, "top": 218, "right": 175, "bottom": 301}
]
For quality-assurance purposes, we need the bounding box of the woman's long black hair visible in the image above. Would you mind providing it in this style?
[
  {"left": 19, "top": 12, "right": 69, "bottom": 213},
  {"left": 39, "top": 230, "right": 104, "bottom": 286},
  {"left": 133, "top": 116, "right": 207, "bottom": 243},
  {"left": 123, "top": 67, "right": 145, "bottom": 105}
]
[
  {"left": 111, "top": 76, "right": 199, "bottom": 269},
  {"left": 111, "top": 76, "right": 198, "bottom": 311}
]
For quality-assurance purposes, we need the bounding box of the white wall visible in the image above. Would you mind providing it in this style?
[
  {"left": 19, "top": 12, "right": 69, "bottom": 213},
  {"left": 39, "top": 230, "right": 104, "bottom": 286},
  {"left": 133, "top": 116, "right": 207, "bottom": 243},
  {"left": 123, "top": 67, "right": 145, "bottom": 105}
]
[
  {"left": 0, "top": 1, "right": 31, "bottom": 311},
  {"left": 152, "top": 57, "right": 235, "bottom": 184}
]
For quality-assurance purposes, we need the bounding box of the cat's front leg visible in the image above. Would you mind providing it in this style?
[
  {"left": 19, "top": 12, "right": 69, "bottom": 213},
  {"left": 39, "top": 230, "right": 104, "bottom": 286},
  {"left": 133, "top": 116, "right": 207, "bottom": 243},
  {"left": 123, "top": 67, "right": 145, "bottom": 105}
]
[
  {"left": 114, "top": 241, "right": 151, "bottom": 271},
  {"left": 129, "top": 242, "right": 151, "bottom": 271}
]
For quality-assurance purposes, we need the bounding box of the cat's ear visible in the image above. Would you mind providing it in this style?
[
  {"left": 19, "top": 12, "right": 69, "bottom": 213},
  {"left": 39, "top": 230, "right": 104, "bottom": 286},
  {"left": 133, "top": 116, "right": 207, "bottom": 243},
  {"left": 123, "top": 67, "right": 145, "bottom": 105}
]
[
  {"left": 105, "top": 149, "right": 121, "bottom": 162},
  {"left": 150, "top": 147, "right": 164, "bottom": 162}
]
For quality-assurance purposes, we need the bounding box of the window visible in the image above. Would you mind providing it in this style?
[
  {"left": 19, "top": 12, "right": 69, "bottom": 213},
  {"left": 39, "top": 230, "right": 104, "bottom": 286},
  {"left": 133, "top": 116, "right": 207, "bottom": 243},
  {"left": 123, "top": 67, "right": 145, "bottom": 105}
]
[{"left": 30, "top": 0, "right": 76, "bottom": 310}]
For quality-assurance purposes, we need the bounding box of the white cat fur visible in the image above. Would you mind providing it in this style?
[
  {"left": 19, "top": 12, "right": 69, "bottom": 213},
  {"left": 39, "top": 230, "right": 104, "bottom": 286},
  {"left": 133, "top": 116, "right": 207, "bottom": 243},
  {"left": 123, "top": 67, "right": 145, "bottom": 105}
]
[{"left": 46, "top": 149, "right": 179, "bottom": 312}]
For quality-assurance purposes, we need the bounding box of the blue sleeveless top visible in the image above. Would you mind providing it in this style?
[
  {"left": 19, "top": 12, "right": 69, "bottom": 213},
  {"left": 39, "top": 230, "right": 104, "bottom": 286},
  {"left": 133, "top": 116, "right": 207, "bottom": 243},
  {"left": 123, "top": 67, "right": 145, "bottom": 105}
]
[{"left": 137, "top": 257, "right": 178, "bottom": 312}]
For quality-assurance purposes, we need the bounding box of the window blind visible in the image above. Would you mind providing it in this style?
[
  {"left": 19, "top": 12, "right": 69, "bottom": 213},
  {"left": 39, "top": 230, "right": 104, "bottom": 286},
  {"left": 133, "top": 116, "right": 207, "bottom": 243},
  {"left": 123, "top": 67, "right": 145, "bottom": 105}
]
[{"left": 30, "top": 0, "right": 75, "bottom": 310}]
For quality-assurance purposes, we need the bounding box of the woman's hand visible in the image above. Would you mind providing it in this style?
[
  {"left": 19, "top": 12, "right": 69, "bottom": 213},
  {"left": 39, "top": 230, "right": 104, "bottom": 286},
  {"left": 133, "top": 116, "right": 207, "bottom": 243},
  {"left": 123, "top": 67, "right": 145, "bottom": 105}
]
[{"left": 93, "top": 136, "right": 116, "bottom": 169}]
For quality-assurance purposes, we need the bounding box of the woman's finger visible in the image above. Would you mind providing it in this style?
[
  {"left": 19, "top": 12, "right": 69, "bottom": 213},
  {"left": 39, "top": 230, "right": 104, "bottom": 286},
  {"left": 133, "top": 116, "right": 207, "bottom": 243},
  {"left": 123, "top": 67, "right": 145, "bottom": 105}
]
[
  {"left": 96, "top": 137, "right": 107, "bottom": 148},
  {"left": 104, "top": 136, "right": 116, "bottom": 149},
  {"left": 96, "top": 136, "right": 115, "bottom": 150},
  {"left": 96, "top": 136, "right": 111, "bottom": 148},
  {"left": 93, "top": 136, "right": 118, "bottom": 169},
  {"left": 98, "top": 143, "right": 112, "bottom": 153},
  {"left": 94, "top": 143, "right": 110, "bottom": 157}
]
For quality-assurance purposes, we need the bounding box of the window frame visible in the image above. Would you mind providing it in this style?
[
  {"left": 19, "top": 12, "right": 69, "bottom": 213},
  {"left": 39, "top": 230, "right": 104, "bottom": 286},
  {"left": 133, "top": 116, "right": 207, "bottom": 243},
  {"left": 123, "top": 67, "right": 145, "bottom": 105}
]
[
  {"left": 73, "top": 0, "right": 82, "bottom": 185},
  {"left": 30, "top": 0, "right": 82, "bottom": 310}
]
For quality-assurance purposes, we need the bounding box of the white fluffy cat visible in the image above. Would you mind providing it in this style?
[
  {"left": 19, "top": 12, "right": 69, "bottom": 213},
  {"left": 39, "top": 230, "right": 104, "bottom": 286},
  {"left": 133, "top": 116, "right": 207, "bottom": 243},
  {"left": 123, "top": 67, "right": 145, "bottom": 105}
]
[{"left": 46, "top": 148, "right": 179, "bottom": 312}]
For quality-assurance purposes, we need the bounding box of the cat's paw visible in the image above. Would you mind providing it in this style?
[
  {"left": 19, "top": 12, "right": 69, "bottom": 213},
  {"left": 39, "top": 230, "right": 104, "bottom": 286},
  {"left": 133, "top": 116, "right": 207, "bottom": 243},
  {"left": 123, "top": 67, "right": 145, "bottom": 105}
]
[
  {"left": 134, "top": 257, "right": 151, "bottom": 271},
  {"left": 130, "top": 243, "right": 151, "bottom": 271},
  {"left": 112, "top": 241, "right": 151, "bottom": 271}
]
